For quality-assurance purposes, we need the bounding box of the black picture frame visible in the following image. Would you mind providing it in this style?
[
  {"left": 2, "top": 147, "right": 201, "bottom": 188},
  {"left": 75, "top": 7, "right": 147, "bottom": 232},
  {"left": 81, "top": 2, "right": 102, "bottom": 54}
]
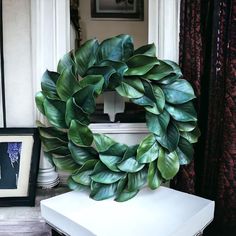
[
  {"left": 91, "top": 0, "right": 144, "bottom": 20},
  {"left": 0, "top": 128, "right": 41, "bottom": 206}
]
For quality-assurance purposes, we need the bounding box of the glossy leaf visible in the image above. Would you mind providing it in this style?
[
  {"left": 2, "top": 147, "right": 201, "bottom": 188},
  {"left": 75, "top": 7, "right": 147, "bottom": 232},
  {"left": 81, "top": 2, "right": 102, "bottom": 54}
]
[
  {"left": 99, "top": 60, "right": 128, "bottom": 76},
  {"left": 44, "top": 99, "right": 67, "bottom": 128},
  {"left": 165, "top": 102, "right": 197, "bottom": 122},
  {"left": 116, "top": 34, "right": 134, "bottom": 60},
  {"left": 174, "top": 120, "right": 197, "bottom": 132},
  {"left": 155, "top": 122, "right": 179, "bottom": 152},
  {"left": 115, "top": 190, "right": 139, "bottom": 202},
  {"left": 146, "top": 110, "right": 170, "bottom": 136},
  {"left": 52, "top": 155, "right": 79, "bottom": 173},
  {"left": 68, "top": 141, "right": 98, "bottom": 165},
  {"left": 127, "top": 169, "right": 147, "bottom": 191},
  {"left": 41, "top": 70, "right": 60, "bottom": 99},
  {"left": 68, "top": 120, "right": 93, "bottom": 147},
  {"left": 148, "top": 161, "right": 162, "bottom": 189},
  {"left": 35, "top": 91, "right": 46, "bottom": 115},
  {"left": 180, "top": 126, "right": 201, "bottom": 143},
  {"left": 161, "top": 80, "right": 196, "bottom": 104},
  {"left": 96, "top": 37, "right": 123, "bottom": 62},
  {"left": 74, "top": 38, "right": 99, "bottom": 76},
  {"left": 93, "top": 133, "right": 116, "bottom": 152},
  {"left": 99, "top": 143, "right": 127, "bottom": 172},
  {"left": 137, "top": 134, "right": 159, "bottom": 163},
  {"left": 73, "top": 85, "right": 96, "bottom": 114},
  {"left": 72, "top": 160, "right": 98, "bottom": 185},
  {"left": 91, "top": 170, "right": 125, "bottom": 184},
  {"left": 90, "top": 182, "right": 117, "bottom": 201},
  {"left": 125, "top": 55, "right": 158, "bottom": 76},
  {"left": 144, "top": 61, "right": 174, "bottom": 81},
  {"left": 79, "top": 75, "right": 104, "bottom": 96},
  {"left": 57, "top": 51, "right": 75, "bottom": 74},
  {"left": 117, "top": 157, "right": 144, "bottom": 173},
  {"left": 163, "top": 60, "right": 182, "bottom": 77},
  {"left": 134, "top": 43, "right": 156, "bottom": 57},
  {"left": 56, "top": 66, "right": 80, "bottom": 101},
  {"left": 65, "top": 98, "right": 90, "bottom": 126},
  {"left": 157, "top": 151, "right": 180, "bottom": 180},
  {"left": 116, "top": 78, "right": 144, "bottom": 99},
  {"left": 67, "top": 176, "right": 89, "bottom": 191},
  {"left": 39, "top": 126, "right": 68, "bottom": 142},
  {"left": 85, "top": 66, "right": 115, "bottom": 88},
  {"left": 176, "top": 137, "right": 194, "bottom": 165},
  {"left": 41, "top": 137, "right": 67, "bottom": 153}
]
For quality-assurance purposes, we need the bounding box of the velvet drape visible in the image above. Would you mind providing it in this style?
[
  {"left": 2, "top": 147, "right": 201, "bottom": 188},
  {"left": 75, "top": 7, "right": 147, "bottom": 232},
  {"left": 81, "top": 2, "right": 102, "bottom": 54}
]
[{"left": 171, "top": 0, "right": 236, "bottom": 235}]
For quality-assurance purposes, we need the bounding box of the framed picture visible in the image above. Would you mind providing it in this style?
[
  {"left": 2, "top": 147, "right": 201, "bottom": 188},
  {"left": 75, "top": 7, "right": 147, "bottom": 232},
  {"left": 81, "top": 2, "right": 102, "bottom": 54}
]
[
  {"left": 0, "top": 128, "right": 41, "bottom": 206},
  {"left": 91, "top": 0, "right": 144, "bottom": 20}
]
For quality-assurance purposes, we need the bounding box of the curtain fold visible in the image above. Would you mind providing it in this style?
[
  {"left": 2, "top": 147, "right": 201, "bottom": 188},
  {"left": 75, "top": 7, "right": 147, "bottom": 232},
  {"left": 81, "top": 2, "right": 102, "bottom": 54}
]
[{"left": 171, "top": 0, "right": 236, "bottom": 234}]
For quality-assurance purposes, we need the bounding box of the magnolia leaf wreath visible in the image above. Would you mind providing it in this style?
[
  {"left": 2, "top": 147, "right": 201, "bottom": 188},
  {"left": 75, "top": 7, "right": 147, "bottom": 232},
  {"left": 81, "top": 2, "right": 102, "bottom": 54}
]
[{"left": 36, "top": 35, "right": 200, "bottom": 202}]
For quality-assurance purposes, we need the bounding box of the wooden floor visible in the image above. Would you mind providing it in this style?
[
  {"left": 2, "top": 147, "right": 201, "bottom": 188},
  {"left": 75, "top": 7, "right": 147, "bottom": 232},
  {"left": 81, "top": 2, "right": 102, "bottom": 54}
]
[{"left": 0, "top": 186, "right": 68, "bottom": 236}]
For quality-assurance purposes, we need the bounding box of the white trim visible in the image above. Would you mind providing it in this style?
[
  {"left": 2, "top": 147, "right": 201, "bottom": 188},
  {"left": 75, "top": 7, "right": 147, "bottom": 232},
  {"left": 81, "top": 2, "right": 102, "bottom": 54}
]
[
  {"left": 148, "top": 0, "right": 180, "bottom": 63},
  {"left": 89, "top": 123, "right": 148, "bottom": 134}
]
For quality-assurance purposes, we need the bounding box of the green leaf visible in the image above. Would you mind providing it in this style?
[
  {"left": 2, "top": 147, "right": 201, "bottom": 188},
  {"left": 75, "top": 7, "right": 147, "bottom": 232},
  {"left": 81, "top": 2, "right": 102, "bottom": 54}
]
[
  {"left": 117, "top": 146, "right": 144, "bottom": 173},
  {"left": 56, "top": 66, "right": 80, "bottom": 101},
  {"left": 41, "top": 70, "right": 60, "bottom": 99},
  {"left": 44, "top": 98, "right": 67, "bottom": 128},
  {"left": 116, "top": 34, "right": 134, "bottom": 60},
  {"left": 97, "top": 37, "right": 123, "bottom": 62},
  {"left": 52, "top": 155, "right": 79, "bottom": 173},
  {"left": 73, "top": 86, "right": 96, "bottom": 114},
  {"left": 180, "top": 126, "right": 201, "bottom": 143},
  {"left": 99, "top": 143, "right": 127, "bottom": 172},
  {"left": 79, "top": 75, "right": 104, "bottom": 96},
  {"left": 35, "top": 91, "right": 46, "bottom": 115},
  {"left": 163, "top": 60, "right": 182, "bottom": 77},
  {"left": 67, "top": 176, "right": 89, "bottom": 191},
  {"left": 86, "top": 66, "right": 116, "bottom": 88},
  {"left": 144, "top": 60, "right": 174, "bottom": 81},
  {"left": 65, "top": 98, "right": 90, "bottom": 126},
  {"left": 74, "top": 38, "right": 99, "bottom": 76},
  {"left": 90, "top": 182, "right": 117, "bottom": 200},
  {"left": 155, "top": 122, "right": 179, "bottom": 152},
  {"left": 146, "top": 110, "right": 170, "bottom": 136},
  {"left": 57, "top": 51, "right": 75, "bottom": 74},
  {"left": 93, "top": 133, "right": 116, "bottom": 152},
  {"left": 68, "top": 141, "right": 98, "bottom": 165},
  {"left": 39, "top": 127, "right": 68, "bottom": 142},
  {"left": 125, "top": 55, "right": 159, "bottom": 76},
  {"left": 91, "top": 170, "right": 125, "bottom": 184},
  {"left": 173, "top": 120, "right": 197, "bottom": 132},
  {"left": 68, "top": 120, "right": 93, "bottom": 147},
  {"left": 157, "top": 74, "right": 180, "bottom": 85},
  {"left": 157, "top": 151, "right": 180, "bottom": 180},
  {"left": 41, "top": 137, "right": 67, "bottom": 152},
  {"left": 165, "top": 102, "right": 197, "bottom": 122},
  {"left": 115, "top": 78, "right": 144, "bottom": 99},
  {"left": 49, "top": 146, "right": 70, "bottom": 156},
  {"left": 127, "top": 168, "right": 147, "bottom": 191},
  {"left": 148, "top": 161, "right": 162, "bottom": 189},
  {"left": 137, "top": 134, "right": 159, "bottom": 163},
  {"left": 176, "top": 137, "right": 194, "bottom": 165},
  {"left": 134, "top": 43, "right": 156, "bottom": 57},
  {"left": 161, "top": 80, "right": 196, "bottom": 104},
  {"left": 115, "top": 189, "right": 139, "bottom": 202},
  {"left": 72, "top": 160, "right": 98, "bottom": 185}
]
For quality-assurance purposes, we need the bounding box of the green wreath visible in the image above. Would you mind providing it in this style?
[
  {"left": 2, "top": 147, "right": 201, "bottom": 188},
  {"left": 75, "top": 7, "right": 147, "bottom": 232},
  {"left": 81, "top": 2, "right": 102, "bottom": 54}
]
[{"left": 35, "top": 35, "right": 200, "bottom": 202}]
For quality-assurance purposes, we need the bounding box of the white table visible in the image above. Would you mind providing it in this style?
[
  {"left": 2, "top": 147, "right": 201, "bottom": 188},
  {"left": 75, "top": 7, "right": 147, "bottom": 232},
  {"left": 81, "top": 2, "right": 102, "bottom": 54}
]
[{"left": 40, "top": 187, "right": 214, "bottom": 236}]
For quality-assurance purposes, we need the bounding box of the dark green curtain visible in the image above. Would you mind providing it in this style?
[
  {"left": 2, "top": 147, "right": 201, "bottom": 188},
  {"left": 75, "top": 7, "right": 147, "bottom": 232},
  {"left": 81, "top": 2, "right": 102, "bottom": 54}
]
[{"left": 171, "top": 0, "right": 236, "bottom": 235}]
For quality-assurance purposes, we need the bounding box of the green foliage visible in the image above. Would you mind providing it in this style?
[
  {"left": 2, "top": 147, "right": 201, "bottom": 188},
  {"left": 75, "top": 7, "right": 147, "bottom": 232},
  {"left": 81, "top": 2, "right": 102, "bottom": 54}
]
[{"left": 36, "top": 34, "right": 199, "bottom": 202}]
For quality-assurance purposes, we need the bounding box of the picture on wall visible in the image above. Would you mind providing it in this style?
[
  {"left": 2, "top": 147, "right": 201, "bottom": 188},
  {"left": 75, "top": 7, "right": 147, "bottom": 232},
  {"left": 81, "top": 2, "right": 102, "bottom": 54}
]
[
  {"left": 91, "top": 0, "right": 144, "bottom": 20},
  {"left": 0, "top": 128, "right": 40, "bottom": 206}
]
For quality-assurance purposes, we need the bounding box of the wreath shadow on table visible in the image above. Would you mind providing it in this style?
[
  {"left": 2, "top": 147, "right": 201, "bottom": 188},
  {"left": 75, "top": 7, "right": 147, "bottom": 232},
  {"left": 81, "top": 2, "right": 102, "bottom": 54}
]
[{"left": 35, "top": 34, "right": 200, "bottom": 202}]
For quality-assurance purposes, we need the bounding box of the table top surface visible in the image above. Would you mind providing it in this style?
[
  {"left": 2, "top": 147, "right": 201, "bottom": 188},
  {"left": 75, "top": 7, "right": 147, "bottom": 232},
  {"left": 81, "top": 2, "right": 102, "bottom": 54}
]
[{"left": 41, "top": 187, "right": 215, "bottom": 236}]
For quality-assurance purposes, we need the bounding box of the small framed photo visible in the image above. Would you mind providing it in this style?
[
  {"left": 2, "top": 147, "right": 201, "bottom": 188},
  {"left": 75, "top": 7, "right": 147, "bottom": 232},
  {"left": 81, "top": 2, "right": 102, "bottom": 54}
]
[
  {"left": 91, "top": 0, "right": 144, "bottom": 20},
  {"left": 0, "top": 128, "right": 41, "bottom": 206}
]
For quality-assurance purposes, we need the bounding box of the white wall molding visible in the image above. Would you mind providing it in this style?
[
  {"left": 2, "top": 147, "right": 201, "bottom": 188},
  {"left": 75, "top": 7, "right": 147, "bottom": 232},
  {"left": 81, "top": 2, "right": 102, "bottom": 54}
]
[
  {"left": 148, "top": 0, "right": 180, "bottom": 63},
  {"left": 31, "top": 0, "right": 70, "bottom": 188}
]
